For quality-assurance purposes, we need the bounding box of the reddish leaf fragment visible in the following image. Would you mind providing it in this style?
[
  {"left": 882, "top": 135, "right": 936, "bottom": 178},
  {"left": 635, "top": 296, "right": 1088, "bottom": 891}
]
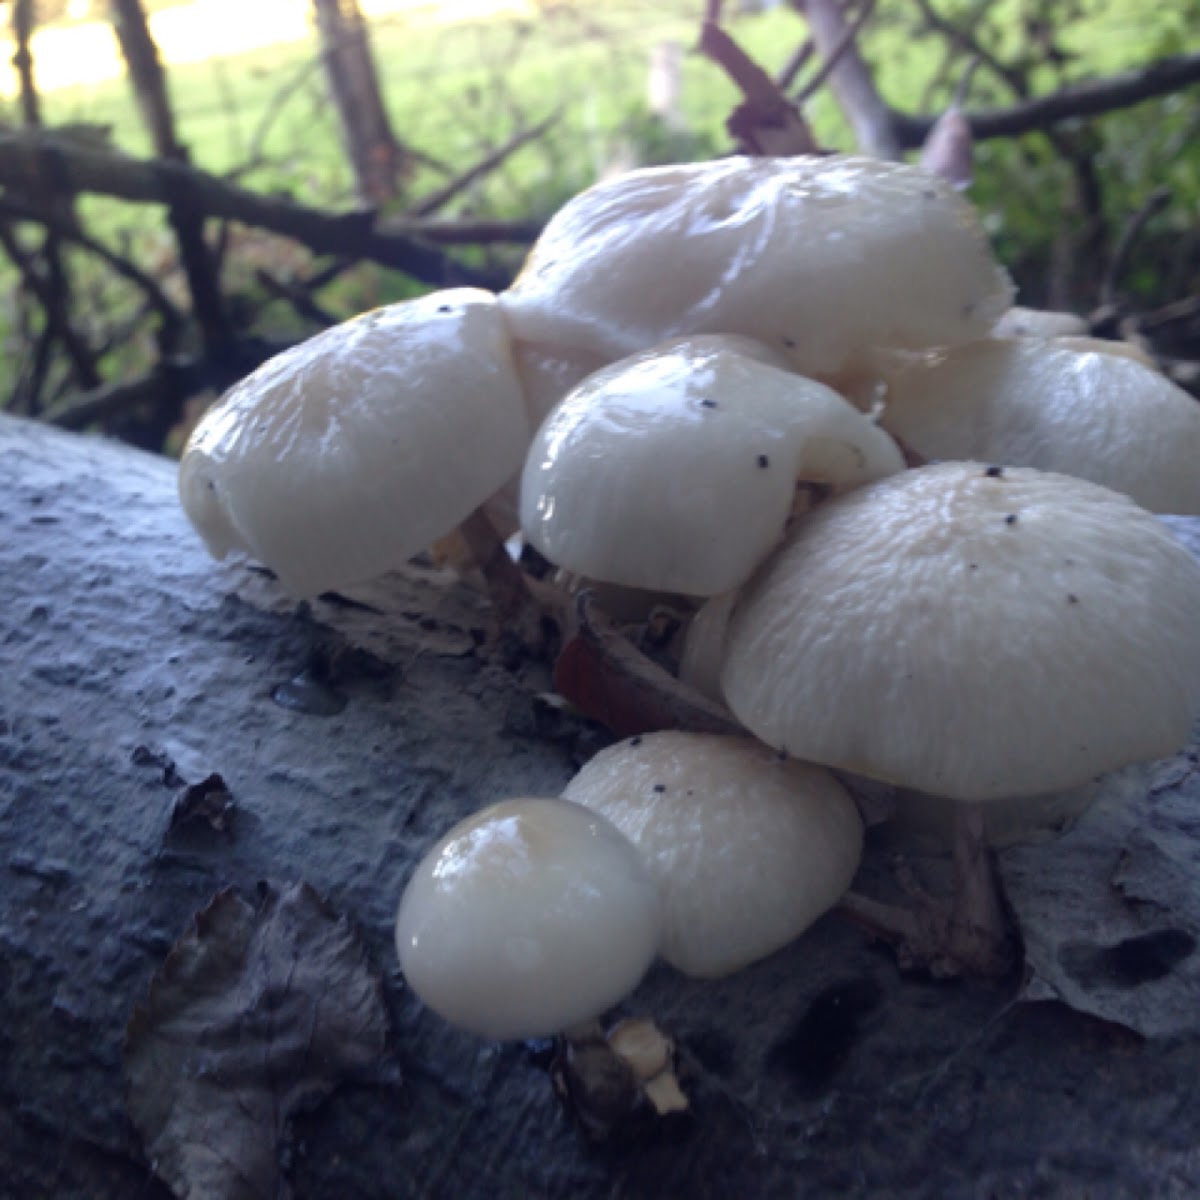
[{"left": 553, "top": 594, "right": 741, "bottom": 739}]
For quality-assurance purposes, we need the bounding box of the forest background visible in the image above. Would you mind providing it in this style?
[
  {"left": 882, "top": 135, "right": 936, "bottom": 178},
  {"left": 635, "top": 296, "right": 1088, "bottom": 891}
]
[{"left": 0, "top": 0, "right": 1196, "bottom": 451}]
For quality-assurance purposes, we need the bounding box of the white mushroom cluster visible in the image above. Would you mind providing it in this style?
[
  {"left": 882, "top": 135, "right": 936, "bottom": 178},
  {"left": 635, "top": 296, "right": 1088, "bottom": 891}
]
[{"left": 176, "top": 152, "right": 1200, "bottom": 1018}]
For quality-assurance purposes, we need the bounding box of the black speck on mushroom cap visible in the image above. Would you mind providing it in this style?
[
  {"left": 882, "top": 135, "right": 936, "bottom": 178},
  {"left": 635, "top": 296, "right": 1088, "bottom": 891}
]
[
  {"left": 179, "top": 289, "right": 530, "bottom": 597},
  {"left": 720, "top": 462, "right": 1200, "bottom": 802},
  {"left": 563, "top": 732, "right": 863, "bottom": 979},
  {"left": 519, "top": 335, "right": 904, "bottom": 596},
  {"left": 499, "top": 155, "right": 1013, "bottom": 376},
  {"left": 395, "top": 797, "right": 661, "bottom": 1042}
]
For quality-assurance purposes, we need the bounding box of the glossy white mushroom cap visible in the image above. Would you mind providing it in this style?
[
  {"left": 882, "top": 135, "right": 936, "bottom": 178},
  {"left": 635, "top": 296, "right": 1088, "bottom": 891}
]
[
  {"left": 500, "top": 155, "right": 1013, "bottom": 376},
  {"left": 879, "top": 338, "right": 1200, "bottom": 513},
  {"left": 721, "top": 463, "right": 1200, "bottom": 801},
  {"left": 395, "top": 797, "right": 661, "bottom": 1041},
  {"left": 563, "top": 732, "right": 862, "bottom": 978},
  {"left": 179, "top": 289, "right": 530, "bottom": 596},
  {"left": 520, "top": 336, "right": 905, "bottom": 595}
]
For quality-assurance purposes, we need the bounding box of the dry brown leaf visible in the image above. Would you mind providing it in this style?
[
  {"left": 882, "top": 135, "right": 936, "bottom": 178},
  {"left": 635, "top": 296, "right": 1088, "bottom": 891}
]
[{"left": 124, "top": 880, "right": 388, "bottom": 1200}]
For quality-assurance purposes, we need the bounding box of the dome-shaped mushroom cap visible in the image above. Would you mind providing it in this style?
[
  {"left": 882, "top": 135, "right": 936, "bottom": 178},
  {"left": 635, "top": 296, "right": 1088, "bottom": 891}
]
[
  {"left": 721, "top": 463, "right": 1200, "bottom": 802},
  {"left": 878, "top": 338, "right": 1200, "bottom": 513},
  {"left": 520, "top": 335, "right": 904, "bottom": 596},
  {"left": 179, "top": 289, "right": 530, "bottom": 597},
  {"left": 500, "top": 155, "right": 1013, "bottom": 376},
  {"left": 395, "top": 797, "right": 661, "bottom": 1041},
  {"left": 563, "top": 733, "right": 862, "bottom": 979}
]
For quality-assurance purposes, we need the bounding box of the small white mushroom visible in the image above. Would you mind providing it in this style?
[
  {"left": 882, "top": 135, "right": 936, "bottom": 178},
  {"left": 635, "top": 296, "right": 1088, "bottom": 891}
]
[
  {"left": 501, "top": 155, "right": 1014, "bottom": 377},
  {"left": 520, "top": 336, "right": 905, "bottom": 595},
  {"left": 395, "top": 797, "right": 661, "bottom": 1041},
  {"left": 721, "top": 462, "right": 1200, "bottom": 801},
  {"left": 563, "top": 732, "right": 863, "bottom": 979},
  {"left": 877, "top": 338, "right": 1200, "bottom": 513},
  {"left": 179, "top": 289, "right": 530, "bottom": 597}
]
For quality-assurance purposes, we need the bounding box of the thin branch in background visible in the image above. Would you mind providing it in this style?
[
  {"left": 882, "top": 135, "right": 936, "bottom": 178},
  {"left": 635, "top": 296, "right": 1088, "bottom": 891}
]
[
  {"left": 793, "top": 0, "right": 901, "bottom": 158},
  {"left": 889, "top": 50, "right": 1200, "bottom": 145},
  {"left": 404, "top": 111, "right": 560, "bottom": 218},
  {"left": 912, "top": 0, "right": 1027, "bottom": 100},
  {"left": 254, "top": 268, "right": 340, "bottom": 329},
  {"left": 0, "top": 195, "right": 184, "bottom": 353},
  {"left": 109, "top": 0, "right": 234, "bottom": 361},
  {"left": 11, "top": 0, "right": 41, "bottom": 126},
  {"left": 313, "top": 0, "right": 412, "bottom": 207},
  {"left": 698, "top": 20, "right": 820, "bottom": 155},
  {"left": 0, "top": 130, "right": 512, "bottom": 289},
  {"left": 1101, "top": 186, "right": 1172, "bottom": 307},
  {"left": 776, "top": 35, "right": 816, "bottom": 94},
  {"left": 0, "top": 224, "right": 99, "bottom": 403},
  {"left": 794, "top": 0, "right": 878, "bottom": 106}
]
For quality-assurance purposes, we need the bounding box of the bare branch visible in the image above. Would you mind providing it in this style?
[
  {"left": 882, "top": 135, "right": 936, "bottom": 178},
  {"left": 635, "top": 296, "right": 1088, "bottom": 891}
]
[
  {"left": 795, "top": 0, "right": 878, "bottom": 107},
  {"left": 1102, "top": 187, "right": 1172, "bottom": 307},
  {"left": 44, "top": 339, "right": 294, "bottom": 432},
  {"left": 312, "top": 0, "right": 411, "bottom": 207},
  {"left": 911, "top": 0, "right": 1026, "bottom": 100},
  {"left": 254, "top": 269, "right": 340, "bottom": 330},
  {"left": 0, "top": 194, "right": 184, "bottom": 351},
  {"left": 405, "top": 111, "right": 560, "bottom": 218},
  {"left": 109, "top": 0, "right": 233, "bottom": 358},
  {"left": 0, "top": 130, "right": 510, "bottom": 289},
  {"left": 891, "top": 50, "right": 1200, "bottom": 146},
  {"left": 11, "top": 0, "right": 41, "bottom": 126},
  {"left": 775, "top": 35, "right": 816, "bottom": 94},
  {"left": 795, "top": 0, "right": 901, "bottom": 158},
  {"left": 699, "top": 20, "right": 820, "bottom": 155}
]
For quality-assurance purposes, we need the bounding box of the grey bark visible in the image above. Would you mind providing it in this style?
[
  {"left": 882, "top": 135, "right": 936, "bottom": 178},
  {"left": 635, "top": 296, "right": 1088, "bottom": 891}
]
[{"left": 4, "top": 413, "right": 1200, "bottom": 1197}]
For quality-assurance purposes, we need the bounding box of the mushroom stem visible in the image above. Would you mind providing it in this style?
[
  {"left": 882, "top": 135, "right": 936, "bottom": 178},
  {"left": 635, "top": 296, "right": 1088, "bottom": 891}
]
[
  {"left": 947, "top": 801, "right": 1019, "bottom": 977},
  {"left": 834, "top": 808, "right": 1017, "bottom": 979},
  {"left": 456, "top": 507, "right": 561, "bottom": 654}
]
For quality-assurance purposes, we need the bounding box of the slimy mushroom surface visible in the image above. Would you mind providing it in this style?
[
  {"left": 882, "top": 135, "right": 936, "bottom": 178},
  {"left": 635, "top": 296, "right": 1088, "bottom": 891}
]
[
  {"left": 721, "top": 462, "right": 1200, "bottom": 801},
  {"left": 179, "top": 289, "right": 530, "bottom": 596},
  {"left": 500, "top": 155, "right": 1013, "bottom": 376},
  {"left": 395, "top": 797, "right": 661, "bottom": 1041},
  {"left": 563, "top": 732, "right": 863, "bottom": 978},
  {"left": 878, "top": 338, "right": 1200, "bottom": 513},
  {"left": 520, "top": 335, "right": 904, "bottom": 595}
]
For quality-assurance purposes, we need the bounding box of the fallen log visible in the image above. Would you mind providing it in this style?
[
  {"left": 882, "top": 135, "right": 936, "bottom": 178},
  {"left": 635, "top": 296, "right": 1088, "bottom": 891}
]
[{"left": 3, "top": 413, "right": 1200, "bottom": 1197}]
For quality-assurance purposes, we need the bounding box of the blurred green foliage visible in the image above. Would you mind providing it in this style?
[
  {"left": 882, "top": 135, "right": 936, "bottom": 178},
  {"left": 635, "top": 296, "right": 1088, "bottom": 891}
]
[{"left": 0, "top": 0, "right": 1196, "bottom": 411}]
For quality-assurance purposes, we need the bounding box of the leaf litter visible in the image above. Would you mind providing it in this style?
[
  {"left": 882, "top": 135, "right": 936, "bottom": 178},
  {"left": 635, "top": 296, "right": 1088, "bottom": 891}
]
[{"left": 124, "top": 880, "right": 389, "bottom": 1200}]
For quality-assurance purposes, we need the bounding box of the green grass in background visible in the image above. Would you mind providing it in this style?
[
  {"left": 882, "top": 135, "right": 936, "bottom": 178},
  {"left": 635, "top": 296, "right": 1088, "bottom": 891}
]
[{"left": 2, "top": 0, "right": 1197, "bottom": 407}]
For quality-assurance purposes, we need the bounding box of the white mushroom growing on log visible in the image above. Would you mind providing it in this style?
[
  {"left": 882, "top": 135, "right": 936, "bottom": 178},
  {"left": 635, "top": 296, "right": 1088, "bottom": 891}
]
[
  {"left": 876, "top": 338, "right": 1200, "bottom": 513},
  {"left": 520, "top": 335, "right": 905, "bottom": 596},
  {"left": 395, "top": 797, "right": 661, "bottom": 1041},
  {"left": 179, "top": 289, "right": 530, "bottom": 598},
  {"left": 499, "top": 155, "right": 1015, "bottom": 377},
  {"left": 718, "top": 462, "right": 1200, "bottom": 974},
  {"left": 562, "top": 731, "right": 863, "bottom": 979}
]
